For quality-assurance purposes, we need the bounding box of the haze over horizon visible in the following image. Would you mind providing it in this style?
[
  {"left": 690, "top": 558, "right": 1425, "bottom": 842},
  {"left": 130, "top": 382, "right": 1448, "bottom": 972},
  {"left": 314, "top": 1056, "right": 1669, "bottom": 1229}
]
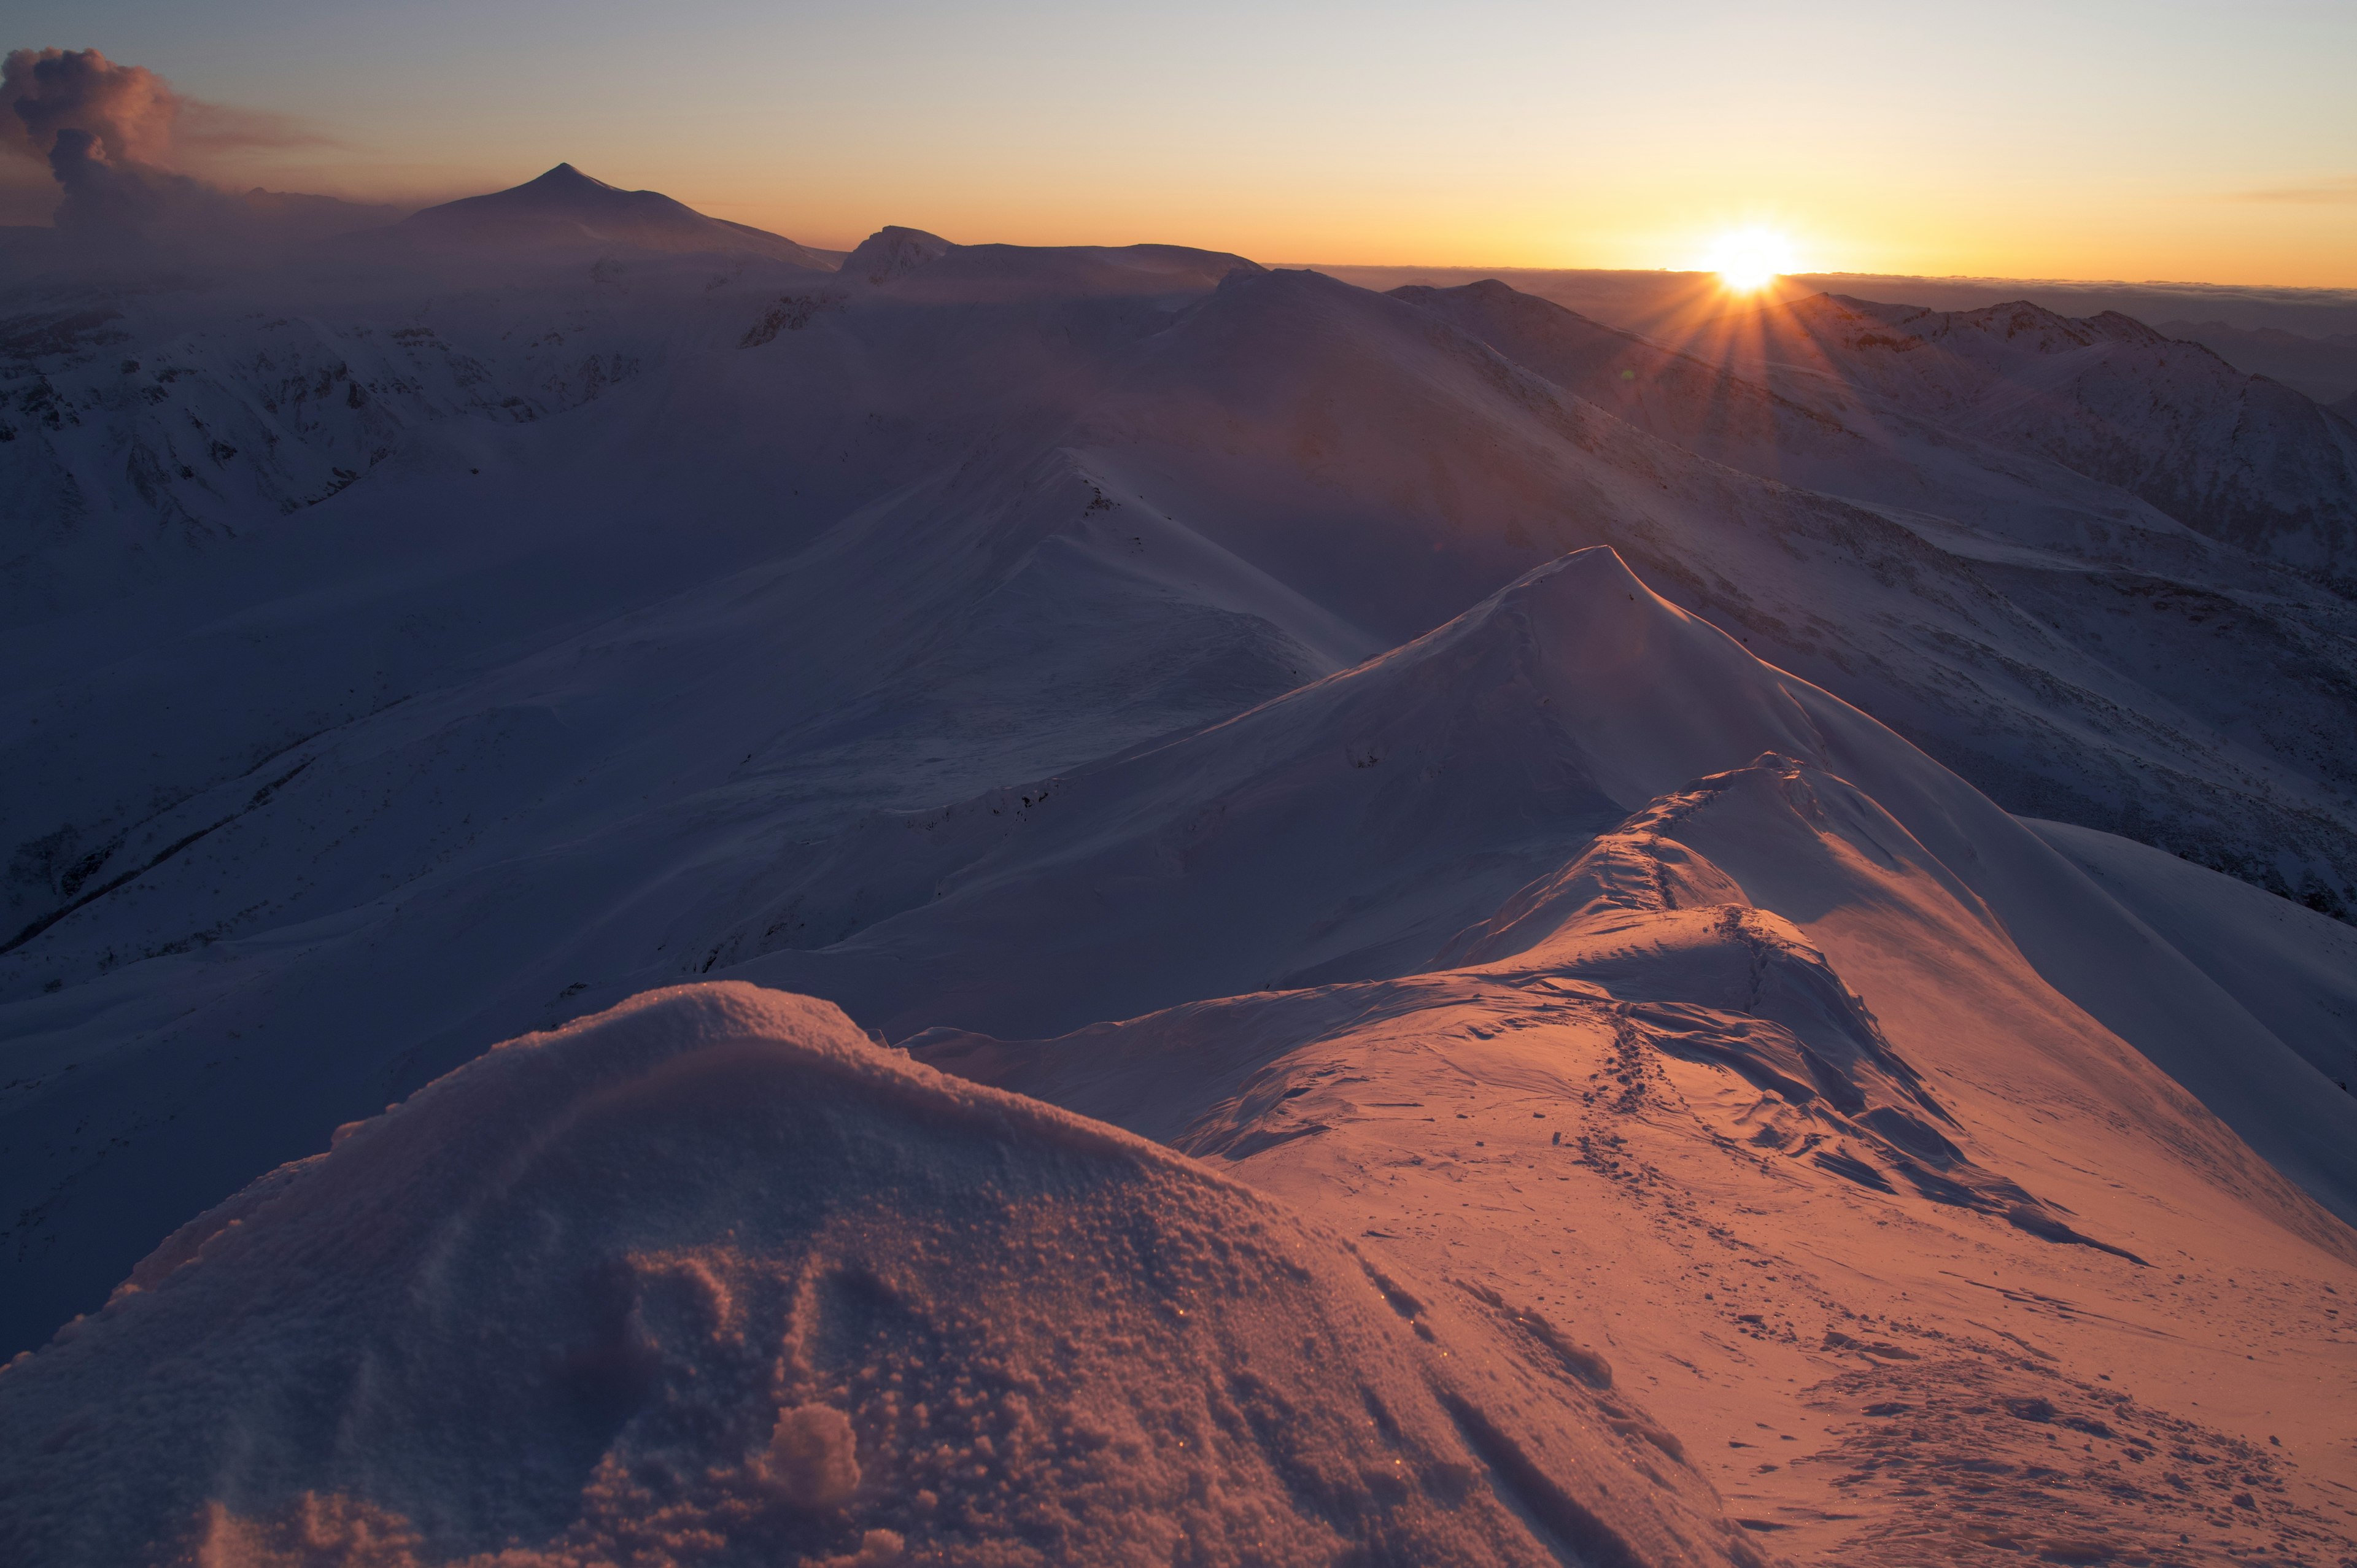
[{"left": 6, "top": 0, "right": 2355, "bottom": 287}]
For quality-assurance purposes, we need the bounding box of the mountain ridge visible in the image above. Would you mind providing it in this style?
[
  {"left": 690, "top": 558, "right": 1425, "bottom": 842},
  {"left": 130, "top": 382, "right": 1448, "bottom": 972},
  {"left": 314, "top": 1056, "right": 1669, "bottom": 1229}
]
[{"left": 4, "top": 217, "right": 2355, "bottom": 1566}]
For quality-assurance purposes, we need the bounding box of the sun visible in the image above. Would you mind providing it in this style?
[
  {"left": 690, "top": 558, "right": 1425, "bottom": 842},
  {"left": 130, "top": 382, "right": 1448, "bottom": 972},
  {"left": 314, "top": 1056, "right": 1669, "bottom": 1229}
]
[{"left": 1702, "top": 226, "right": 1798, "bottom": 293}]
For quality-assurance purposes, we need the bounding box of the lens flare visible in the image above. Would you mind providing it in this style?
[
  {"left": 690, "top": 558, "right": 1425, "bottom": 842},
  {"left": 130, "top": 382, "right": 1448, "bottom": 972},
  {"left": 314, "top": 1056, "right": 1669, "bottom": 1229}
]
[{"left": 1703, "top": 227, "right": 1797, "bottom": 293}]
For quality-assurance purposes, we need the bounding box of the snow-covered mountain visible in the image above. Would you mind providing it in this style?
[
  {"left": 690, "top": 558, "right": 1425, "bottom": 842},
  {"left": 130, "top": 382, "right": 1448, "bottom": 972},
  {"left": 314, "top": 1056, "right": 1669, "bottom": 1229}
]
[
  {"left": 737, "top": 547, "right": 2357, "bottom": 1221},
  {"left": 1678, "top": 293, "right": 2357, "bottom": 577},
  {"left": 398, "top": 162, "right": 837, "bottom": 268},
  {"left": 2, "top": 179, "right": 2355, "bottom": 1565},
  {"left": 1402, "top": 279, "right": 2357, "bottom": 916}
]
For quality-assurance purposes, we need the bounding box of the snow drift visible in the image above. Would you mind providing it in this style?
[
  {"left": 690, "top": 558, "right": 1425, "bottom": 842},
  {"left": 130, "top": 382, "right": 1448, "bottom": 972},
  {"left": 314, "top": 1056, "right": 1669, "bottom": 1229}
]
[
  {"left": 6, "top": 173, "right": 2357, "bottom": 1564},
  {"left": 0, "top": 983, "right": 1763, "bottom": 1568}
]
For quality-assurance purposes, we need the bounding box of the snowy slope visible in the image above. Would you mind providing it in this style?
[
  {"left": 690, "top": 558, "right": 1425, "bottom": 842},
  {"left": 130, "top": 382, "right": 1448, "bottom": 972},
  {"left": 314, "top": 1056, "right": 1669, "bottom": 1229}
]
[
  {"left": 3, "top": 187, "right": 2356, "bottom": 1566},
  {"left": 1391, "top": 278, "right": 2357, "bottom": 916},
  {"left": 6, "top": 232, "right": 2357, "bottom": 1362},
  {"left": 0, "top": 983, "right": 1765, "bottom": 1567},
  {"left": 0, "top": 248, "right": 821, "bottom": 611},
  {"left": 917, "top": 845, "right": 2357, "bottom": 1560},
  {"left": 902, "top": 637, "right": 2357, "bottom": 1556},
  {"left": 2026, "top": 818, "right": 2357, "bottom": 1094},
  {"left": 1684, "top": 293, "right": 2357, "bottom": 576},
  {"left": 735, "top": 548, "right": 2357, "bottom": 1227}
]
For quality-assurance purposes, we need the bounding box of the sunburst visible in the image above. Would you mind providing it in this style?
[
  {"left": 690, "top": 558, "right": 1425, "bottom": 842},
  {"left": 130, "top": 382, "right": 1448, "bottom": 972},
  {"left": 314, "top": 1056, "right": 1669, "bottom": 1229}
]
[{"left": 1702, "top": 226, "right": 1798, "bottom": 293}]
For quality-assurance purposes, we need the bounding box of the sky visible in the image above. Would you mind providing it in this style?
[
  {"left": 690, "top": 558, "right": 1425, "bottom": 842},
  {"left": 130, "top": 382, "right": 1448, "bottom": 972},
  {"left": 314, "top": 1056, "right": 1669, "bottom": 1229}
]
[{"left": 5, "top": 0, "right": 2356, "bottom": 285}]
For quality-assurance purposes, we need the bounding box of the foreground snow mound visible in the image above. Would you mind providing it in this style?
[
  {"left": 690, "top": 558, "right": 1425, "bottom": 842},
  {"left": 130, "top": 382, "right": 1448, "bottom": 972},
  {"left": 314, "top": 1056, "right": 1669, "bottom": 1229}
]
[{"left": 0, "top": 983, "right": 1758, "bottom": 1568}]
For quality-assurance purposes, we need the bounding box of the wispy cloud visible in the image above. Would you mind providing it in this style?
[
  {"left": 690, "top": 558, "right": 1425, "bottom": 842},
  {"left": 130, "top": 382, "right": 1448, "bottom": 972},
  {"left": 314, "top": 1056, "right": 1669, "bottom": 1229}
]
[
  {"left": 2229, "top": 174, "right": 2357, "bottom": 204},
  {"left": 177, "top": 101, "right": 336, "bottom": 158}
]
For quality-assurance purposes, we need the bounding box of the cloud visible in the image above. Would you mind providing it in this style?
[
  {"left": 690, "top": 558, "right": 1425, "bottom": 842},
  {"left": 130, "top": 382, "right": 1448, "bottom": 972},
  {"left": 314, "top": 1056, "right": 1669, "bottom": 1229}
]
[
  {"left": 42, "top": 126, "right": 220, "bottom": 235},
  {"left": 2231, "top": 175, "right": 2357, "bottom": 205},
  {"left": 1, "top": 46, "right": 325, "bottom": 169},
  {"left": 2, "top": 47, "right": 179, "bottom": 165},
  {"left": 1, "top": 48, "right": 354, "bottom": 244}
]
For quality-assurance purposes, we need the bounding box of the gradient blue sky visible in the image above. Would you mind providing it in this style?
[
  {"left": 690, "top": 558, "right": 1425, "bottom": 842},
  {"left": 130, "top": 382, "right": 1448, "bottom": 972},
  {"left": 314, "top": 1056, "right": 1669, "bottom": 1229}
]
[{"left": 7, "top": 0, "right": 2355, "bottom": 282}]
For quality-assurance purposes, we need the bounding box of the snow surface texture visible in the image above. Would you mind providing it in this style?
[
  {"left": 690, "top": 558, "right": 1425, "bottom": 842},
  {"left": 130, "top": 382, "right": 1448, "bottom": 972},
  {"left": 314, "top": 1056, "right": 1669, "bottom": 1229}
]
[
  {"left": 900, "top": 584, "right": 2357, "bottom": 1558},
  {"left": 0, "top": 983, "right": 1763, "bottom": 1568},
  {"left": 4, "top": 166, "right": 2357, "bottom": 1564}
]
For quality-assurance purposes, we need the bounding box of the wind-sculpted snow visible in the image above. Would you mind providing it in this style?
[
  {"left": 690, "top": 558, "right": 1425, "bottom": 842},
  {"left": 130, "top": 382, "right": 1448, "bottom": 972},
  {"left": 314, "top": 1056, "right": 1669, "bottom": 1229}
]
[
  {"left": 912, "top": 746, "right": 2357, "bottom": 1561},
  {"left": 4, "top": 184, "right": 2357, "bottom": 1562},
  {"left": 0, "top": 983, "right": 1763, "bottom": 1568}
]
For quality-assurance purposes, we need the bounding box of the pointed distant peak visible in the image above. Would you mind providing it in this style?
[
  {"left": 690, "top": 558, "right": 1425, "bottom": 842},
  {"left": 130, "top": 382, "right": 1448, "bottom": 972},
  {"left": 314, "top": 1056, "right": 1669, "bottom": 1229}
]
[
  {"left": 397, "top": 161, "right": 829, "bottom": 266},
  {"left": 523, "top": 162, "right": 617, "bottom": 193}
]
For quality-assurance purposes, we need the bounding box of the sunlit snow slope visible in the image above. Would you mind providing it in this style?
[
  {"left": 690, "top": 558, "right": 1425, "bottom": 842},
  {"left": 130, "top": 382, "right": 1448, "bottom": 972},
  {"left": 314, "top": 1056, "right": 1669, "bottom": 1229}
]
[
  {"left": 0, "top": 983, "right": 1767, "bottom": 1568},
  {"left": 904, "top": 561, "right": 2357, "bottom": 1562},
  {"left": 4, "top": 171, "right": 2356, "bottom": 1566}
]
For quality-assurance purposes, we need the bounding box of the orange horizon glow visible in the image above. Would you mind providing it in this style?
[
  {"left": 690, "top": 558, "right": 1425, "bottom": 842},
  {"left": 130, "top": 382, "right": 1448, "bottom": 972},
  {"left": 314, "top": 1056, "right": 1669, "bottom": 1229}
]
[
  {"left": 8, "top": 2, "right": 2356, "bottom": 293},
  {"left": 9, "top": 140, "right": 2355, "bottom": 292},
  {"left": 639, "top": 180, "right": 2357, "bottom": 292}
]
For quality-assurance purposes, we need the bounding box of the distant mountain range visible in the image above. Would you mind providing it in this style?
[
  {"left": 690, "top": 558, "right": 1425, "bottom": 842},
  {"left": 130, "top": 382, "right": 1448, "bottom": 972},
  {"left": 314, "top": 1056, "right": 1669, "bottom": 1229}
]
[
  {"left": 2150, "top": 319, "right": 2357, "bottom": 404},
  {"left": 1323, "top": 263, "right": 2357, "bottom": 406}
]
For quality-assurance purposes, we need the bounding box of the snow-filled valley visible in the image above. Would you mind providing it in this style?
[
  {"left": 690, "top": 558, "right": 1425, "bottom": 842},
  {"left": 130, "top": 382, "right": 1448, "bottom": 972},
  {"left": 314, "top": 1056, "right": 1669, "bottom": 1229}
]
[{"left": 3, "top": 171, "right": 2356, "bottom": 1566}]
